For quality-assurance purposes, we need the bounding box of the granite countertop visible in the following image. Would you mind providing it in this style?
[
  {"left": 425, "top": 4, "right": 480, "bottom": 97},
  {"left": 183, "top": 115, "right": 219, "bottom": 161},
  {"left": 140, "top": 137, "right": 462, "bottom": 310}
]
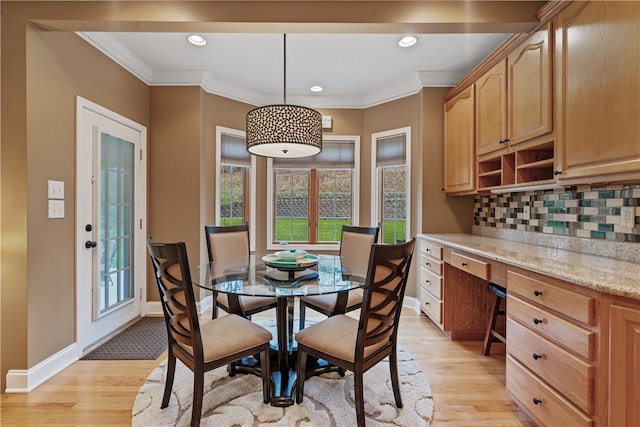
[{"left": 418, "top": 233, "right": 640, "bottom": 300}]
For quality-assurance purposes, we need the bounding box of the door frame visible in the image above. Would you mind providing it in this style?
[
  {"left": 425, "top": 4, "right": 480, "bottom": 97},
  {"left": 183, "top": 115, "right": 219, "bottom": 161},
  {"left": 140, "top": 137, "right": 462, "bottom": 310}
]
[{"left": 75, "top": 96, "right": 147, "bottom": 352}]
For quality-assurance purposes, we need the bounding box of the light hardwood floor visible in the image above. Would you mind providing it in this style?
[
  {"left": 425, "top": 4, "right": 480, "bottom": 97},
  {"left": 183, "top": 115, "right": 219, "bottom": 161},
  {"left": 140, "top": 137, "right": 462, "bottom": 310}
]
[{"left": 0, "top": 307, "right": 534, "bottom": 426}]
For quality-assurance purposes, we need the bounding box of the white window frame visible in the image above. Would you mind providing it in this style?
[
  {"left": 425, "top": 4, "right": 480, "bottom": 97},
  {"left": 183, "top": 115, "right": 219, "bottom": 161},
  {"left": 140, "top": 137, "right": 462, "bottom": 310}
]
[
  {"left": 371, "top": 126, "right": 411, "bottom": 243},
  {"left": 215, "top": 126, "right": 257, "bottom": 251},
  {"left": 266, "top": 135, "right": 361, "bottom": 251}
]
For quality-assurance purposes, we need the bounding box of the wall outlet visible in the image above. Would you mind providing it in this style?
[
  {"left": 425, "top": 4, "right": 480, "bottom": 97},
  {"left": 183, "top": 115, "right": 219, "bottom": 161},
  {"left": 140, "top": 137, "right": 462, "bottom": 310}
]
[
  {"left": 523, "top": 205, "right": 531, "bottom": 220},
  {"left": 620, "top": 206, "right": 635, "bottom": 228},
  {"left": 495, "top": 207, "right": 501, "bottom": 220}
]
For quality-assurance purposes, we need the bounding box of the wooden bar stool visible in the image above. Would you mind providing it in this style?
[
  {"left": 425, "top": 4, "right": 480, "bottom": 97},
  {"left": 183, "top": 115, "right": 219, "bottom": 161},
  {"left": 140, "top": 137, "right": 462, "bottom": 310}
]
[{"left": 483, "top": 282, "right": 507, "bottom": 356}]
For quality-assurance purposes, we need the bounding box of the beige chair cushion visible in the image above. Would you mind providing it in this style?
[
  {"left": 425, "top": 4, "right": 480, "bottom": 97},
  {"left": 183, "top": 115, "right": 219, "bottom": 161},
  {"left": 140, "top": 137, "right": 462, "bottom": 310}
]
[
  {"left": 295, "top": 314, "right": 386, "bottom": 363},
  {"left": 179, "top": 314, "right": 272, "bottom": 363},
  {"left": 216, "top": 294, "right": 275, "bottom": 312},
  {"left": 300, "top": 289, "right": 363, "bottom": 311}
]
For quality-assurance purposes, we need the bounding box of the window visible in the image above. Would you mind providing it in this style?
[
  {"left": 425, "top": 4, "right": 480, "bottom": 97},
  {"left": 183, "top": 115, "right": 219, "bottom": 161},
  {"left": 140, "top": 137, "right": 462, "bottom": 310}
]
[
  {"left": 267, "top": 137, "right": 360, "bottom": 250},
  {"left": 371, "top": 127, "right": 411, "bottom": 244},
  {"left": 215, "top": 126, "right": 256, "bottom": 249}
]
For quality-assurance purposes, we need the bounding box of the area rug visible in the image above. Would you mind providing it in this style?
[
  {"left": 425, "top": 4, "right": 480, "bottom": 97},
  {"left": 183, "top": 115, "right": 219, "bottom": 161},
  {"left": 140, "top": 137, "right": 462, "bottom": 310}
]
[
  {"left": 82, "top": 316, "right": 166, "bottom": 360},
  {"left": 132, "top": 346, "right": 433, "bottom": 426}
]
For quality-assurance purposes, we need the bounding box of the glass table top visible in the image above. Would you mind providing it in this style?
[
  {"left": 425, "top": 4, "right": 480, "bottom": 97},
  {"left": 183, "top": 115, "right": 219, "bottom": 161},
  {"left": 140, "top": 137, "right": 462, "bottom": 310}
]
[{"left": 191, "top": 254, "right": 366, "bottom": 298}]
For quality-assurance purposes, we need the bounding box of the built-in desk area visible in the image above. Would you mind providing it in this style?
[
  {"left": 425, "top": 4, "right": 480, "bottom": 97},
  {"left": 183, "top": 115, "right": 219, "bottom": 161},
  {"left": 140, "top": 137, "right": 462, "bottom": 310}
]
[{"left": 417, "top": 233, "right": 640, "bottom": 427}]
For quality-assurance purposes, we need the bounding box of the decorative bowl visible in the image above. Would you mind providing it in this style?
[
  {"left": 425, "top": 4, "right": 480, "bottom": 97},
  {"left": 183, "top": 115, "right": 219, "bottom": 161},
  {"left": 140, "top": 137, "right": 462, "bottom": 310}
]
[{"left": 274, "top": 248, "right": 308, "bottom": 260}]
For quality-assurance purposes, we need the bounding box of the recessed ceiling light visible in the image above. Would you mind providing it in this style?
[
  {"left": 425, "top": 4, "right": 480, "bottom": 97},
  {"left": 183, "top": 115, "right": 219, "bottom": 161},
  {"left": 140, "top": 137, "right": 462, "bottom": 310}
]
[
  {"left": 398, "top": 35, "right": 418, "bottom": 48},
  {"left": 310, "top": 85, "right": 324, "bottom": 93},
  {"left": 187, "top": 34, "right": 207, "bottom": 46}
]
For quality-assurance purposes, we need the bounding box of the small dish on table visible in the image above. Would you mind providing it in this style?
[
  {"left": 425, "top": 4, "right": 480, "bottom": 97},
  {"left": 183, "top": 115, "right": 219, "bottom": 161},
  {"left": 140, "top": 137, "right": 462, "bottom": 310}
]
[{"left": 262, "top": 249, "right": 319, "bottom": 284}]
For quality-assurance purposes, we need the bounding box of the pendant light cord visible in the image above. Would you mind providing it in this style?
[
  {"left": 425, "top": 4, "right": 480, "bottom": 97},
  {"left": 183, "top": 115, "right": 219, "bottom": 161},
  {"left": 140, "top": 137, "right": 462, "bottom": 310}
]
[{"left": 283, "top": 33, "right": 287, "bottom": 105}]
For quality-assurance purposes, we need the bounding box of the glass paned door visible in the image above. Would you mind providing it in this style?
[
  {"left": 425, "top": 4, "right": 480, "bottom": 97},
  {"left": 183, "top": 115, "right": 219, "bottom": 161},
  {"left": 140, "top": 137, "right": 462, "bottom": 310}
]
[{"left": 98, "top": 134, "right": 134, "bottom": 315}]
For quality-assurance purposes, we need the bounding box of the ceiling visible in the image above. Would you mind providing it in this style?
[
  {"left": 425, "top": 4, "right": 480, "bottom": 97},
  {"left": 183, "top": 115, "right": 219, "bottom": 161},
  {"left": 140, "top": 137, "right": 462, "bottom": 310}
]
[{"left": 81, "top": 31, "right": 511, "bottom": 108}]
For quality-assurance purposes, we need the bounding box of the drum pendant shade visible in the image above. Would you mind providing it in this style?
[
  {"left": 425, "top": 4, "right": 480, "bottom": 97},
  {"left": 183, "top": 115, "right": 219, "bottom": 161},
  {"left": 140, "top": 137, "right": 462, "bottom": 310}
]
[{"left": 246, "top": 35, "right": 322, "bottom": 158}]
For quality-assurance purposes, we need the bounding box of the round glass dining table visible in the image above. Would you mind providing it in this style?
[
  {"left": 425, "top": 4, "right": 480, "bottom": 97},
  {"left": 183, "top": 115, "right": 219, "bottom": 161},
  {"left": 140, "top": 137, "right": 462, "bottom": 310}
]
[{"left": 191, "top": 253, "right": 366, "bottom": 407}]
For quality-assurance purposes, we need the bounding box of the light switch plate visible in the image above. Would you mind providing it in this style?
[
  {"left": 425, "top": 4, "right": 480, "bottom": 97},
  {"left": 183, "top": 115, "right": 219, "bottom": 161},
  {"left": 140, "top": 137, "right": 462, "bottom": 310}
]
[
  {"left": 522, "top": 205, "right": 531, "bottom": 220},
  {"left": 48, "top": 180, "right": 64, "bottom": 199},
  {"left": 620, "top": 206, "right": 635, "bottom": 228},
  {"left": 495, "top": 207, "right": 501, "bottom": 220},
  {"left": 321, "top": 115, "right": 333, "bottom": 129},
  {"left": 48, "top": 200, "right": 64, "bottom": 219}
]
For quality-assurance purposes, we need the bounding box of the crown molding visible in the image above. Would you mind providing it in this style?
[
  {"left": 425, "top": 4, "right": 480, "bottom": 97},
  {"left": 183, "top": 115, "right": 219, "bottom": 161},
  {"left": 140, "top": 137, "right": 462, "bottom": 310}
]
[{"left": 78, "top": 32, "right": 463, "bottom": 109}]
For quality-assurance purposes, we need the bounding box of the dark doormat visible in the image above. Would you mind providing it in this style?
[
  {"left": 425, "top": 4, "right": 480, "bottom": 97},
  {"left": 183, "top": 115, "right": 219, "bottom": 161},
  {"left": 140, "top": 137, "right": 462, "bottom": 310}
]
[{"left": 82, "top": 316, "right": 166, "bottom": 360}]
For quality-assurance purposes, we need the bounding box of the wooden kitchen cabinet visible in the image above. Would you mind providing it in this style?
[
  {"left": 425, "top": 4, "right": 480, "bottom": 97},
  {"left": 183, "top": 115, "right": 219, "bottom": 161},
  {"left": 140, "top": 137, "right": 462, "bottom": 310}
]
[
  {"left": 608, "top": 299, "right": 640, "bottom": 427},
  {"left": 475, "top": 23, "right": 554, "bottom": 192},
  {"left": 475, "top": 24, "right": 552, "bottom": 158},
  {"left": 554, "top": 1, "right": 640, "bottom": 183},
  {"left": 417, "top": 238, "right": 445, "bottom": 329},
  {"left": 476, "top": 60, "right": 507, "bottom": 156},
  {"left": 444, "top": 85, "right": 475, "bottom": 194},
  {"left": 507, "top": 23, "right": 552, "bottom": 146},
  {"left": 506, "top": 268, "right": 598, "bottom": 427}
]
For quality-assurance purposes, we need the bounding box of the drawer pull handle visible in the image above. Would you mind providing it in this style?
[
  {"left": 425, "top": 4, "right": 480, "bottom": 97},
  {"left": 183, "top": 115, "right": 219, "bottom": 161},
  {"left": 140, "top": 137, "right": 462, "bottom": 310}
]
[
  {"left": 426, "top": 248, "right": 431, "bottom": 252},
  {"left": 533, "top": 317, "right": 543, "bottom": 325},
  {"left": 425, "top": 280, "right": 430, "bottom": 284},
  {"left": 532, "top": 353, "right": 542, "bottom": 360},
  {"left": 461, "top": 262, "right": 468, "bottom": 267},
  {"left": 426, "top": 262, "right": 430, "bottom": 267},
  {"left": 533, "top": 289, "right": 543, "bottom": 297},
  {"left": 424, "top": 301, "right": 430, "bottom": 306},
  {"left": 532, "top": 397, "right": 542, "bottom": 405}
]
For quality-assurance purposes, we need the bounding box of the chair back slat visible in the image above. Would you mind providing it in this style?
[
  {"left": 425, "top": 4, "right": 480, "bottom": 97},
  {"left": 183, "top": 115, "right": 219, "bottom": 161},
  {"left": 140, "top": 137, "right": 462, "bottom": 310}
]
[
  {"left": 356, "top": 239, "right": 415, "bottom": 354},
  {"left": 147, "top": 239, "right": 203, "bottom": 355}
]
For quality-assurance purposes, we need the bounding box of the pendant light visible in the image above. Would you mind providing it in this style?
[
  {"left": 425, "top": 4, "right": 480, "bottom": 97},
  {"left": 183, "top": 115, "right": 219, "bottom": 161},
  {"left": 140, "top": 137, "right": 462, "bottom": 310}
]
[{"left": 246, "top": 34, "right": 322, "bottom": 158}]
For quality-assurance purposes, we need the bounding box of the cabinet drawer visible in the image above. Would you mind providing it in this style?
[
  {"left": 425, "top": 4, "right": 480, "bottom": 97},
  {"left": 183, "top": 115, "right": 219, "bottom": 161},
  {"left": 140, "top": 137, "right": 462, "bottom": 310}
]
[
  {"left": 507, "top": 318, "right": 594, "bottom": 414},
  {"left": 450, "top": 252, "right": 490, "bottom": 280},
  {"left": 420, "top": 253, "right": 443, "bottom": 276},
  {"left": 507, "top": 356, "right": 593, "bottom": 427},
  {"left": 508, "top": 296, "right": 595, "bottom": 361},
  {"left": 420, "top": 240, "right": 443, "bottom": 260},
  {"left": 420, "top": 287, "right": 442, "bottom": 325},
  {"left": 419, "top": 266, "right": 442, "bottom": 299},
  {"left": 508, "top": 270, "right": 595, "bottom": 326}
]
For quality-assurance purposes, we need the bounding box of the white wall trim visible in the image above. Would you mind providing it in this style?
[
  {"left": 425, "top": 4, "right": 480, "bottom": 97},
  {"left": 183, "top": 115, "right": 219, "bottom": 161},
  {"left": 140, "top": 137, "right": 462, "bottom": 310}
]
[{"left": 5, "top": 344, "right": 80, "bottom": 393}]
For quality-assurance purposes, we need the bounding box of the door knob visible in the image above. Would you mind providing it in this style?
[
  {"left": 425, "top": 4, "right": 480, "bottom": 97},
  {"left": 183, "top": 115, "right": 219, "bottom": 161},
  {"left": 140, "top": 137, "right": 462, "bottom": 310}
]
[{"left": 85, "top": 240, "right": 97, "bottom": 249}]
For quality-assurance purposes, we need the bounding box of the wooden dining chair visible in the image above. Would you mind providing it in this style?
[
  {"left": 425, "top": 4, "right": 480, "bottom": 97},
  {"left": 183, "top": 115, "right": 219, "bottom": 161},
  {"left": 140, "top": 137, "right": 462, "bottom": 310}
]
[
  {"left": 295, "top": 238, "right": 416, "bottom": 427},
  {"left": 147, "top": 238, "right": 272, "bottom": 427},
  {"left": 298, "top": 225, "right": 379, "bottom": 330},
  {"left": 205, "top": 224, "right": 277, "bottom": 319}
]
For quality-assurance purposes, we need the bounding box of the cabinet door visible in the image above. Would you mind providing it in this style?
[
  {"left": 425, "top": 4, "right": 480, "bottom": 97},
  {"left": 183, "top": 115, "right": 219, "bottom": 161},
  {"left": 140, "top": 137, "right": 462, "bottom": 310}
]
[
  {"left": 609, "top": 304, "right": 640, "bottom": 427},
  {"left": 476, "top": 60, "right": 507, "bottom": 156},
  {"left": 508, "top": 23, "right": 552, "bottom": 145},
  {"left": 444, "top": 85, "right": 475, "bottom": 194},
  {"left": 555, "top": 1, "right": 640, "bottom": 182}
]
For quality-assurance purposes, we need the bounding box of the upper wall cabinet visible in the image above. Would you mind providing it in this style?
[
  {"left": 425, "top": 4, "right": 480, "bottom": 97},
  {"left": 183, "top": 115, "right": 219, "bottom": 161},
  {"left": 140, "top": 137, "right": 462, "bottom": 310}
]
[
  {"left": 508, "top": 24, "right": 552, "bottom": 146},
  {"left": 444, "top": 85, "right": 476, "bottom": 194},
  {"left": 554, "top": 1, "right": 640, "bottom": 183},
  {"left": 476, "top": 60, "right": 508, "bottom": 156},
  {"left": 475, "top": 24, "right": 552, "bottom": 157}
]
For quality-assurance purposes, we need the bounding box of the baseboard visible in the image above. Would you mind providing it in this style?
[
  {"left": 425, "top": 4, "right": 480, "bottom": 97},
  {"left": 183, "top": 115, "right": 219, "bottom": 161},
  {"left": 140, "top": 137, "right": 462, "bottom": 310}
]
[
  {"left": 404, "top": 295, "right": 420, "bottom": 314},
  {"left": 5, "top": 295, "right": 418, "bottom": 393},
  {"left": 146, "top": 294, "right": 212, "bottom": 316},
  {"left": 5, "top": 343, "right": 81, "bottom": 393}
]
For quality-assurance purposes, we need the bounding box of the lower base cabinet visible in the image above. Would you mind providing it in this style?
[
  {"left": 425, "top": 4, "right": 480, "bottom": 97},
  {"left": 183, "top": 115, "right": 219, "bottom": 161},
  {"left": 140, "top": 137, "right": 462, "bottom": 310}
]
[
  {"left": 506, "top": 267, "right": 598, "bottom": 427},
  {"left": 608, "top": 300, "right": 640, "bottom": 427}
]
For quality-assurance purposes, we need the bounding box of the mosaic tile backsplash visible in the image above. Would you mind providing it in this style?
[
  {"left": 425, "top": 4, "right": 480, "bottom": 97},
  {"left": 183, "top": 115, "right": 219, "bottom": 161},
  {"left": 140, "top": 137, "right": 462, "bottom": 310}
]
[{"left": 474, "top": 184, "right": 640, "bottom": 243}]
